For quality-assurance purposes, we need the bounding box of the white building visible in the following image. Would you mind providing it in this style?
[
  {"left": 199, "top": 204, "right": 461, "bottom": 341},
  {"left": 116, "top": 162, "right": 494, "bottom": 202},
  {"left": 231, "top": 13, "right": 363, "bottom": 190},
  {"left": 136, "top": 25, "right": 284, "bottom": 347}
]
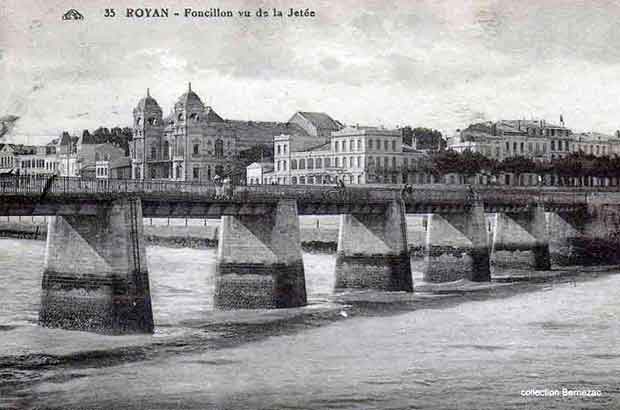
[
  {"left": 267, "top": 126, "right": 430, "bottom": 185},
  {"left": 246, "top": 162, "right": 274, "bottom": 185}
]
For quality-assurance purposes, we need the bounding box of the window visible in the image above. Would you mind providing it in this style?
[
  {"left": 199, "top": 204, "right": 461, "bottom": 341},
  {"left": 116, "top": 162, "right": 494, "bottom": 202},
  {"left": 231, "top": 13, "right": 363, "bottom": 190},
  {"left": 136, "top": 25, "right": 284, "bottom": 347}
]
[
  {"left": 542, "top": 144, "right": 547, "bottom": 153},
  {"left": 316, "top": 158, "right": 322, "bottom": 168},
  {"left": 292, "top": 159, "right": 298, "bottom": 169},
  {"left": 357, "top": 140, "right": 361, "bottom": 151},
  {"left": 505, "top": 142, "right": 509, "bottom": 152},
  {"left": 357, "top": 156, "right": 361, "bottom": 168},
  {"left": 520, "top": 142, "right": 524, "bottom": 153},
  {"left": 214, "top": 139, "right": 224, "bottom": 158},
  {"left": 308, "top": 158, "right": 314, "bottom": 169},
  {"left": 384, "top": 140, "right": 389, "bottom": 151},
  {"left": 150, "top": 146, "right": 157, "bottom": 160},
  {"left": 349, "top": 157, "right": 354, "bottom": 168},
  {"left": 335, "top": 141, "right": 340, "bottom": 153},
  {"left": 513, "top": 142, "right": 517, "bottom": 152},
  {"left": 193, "top": 167, "right": 199, "bottom": 179},
  {"left": 193, "top": 144, "right": 199, "bottom": 155},
  {"left": 376, "top": 139, "right": 381, "bottom": 150},
  {"left": 283, "top": 145, "right": 287, "bottom": 154},
  {"left": 349, "top": 139, "right": 354, "bottom": 152},
  {"left": 283, "top": 160, "right": 287, "bottom": 171},
  {"left": 299, "top": 159, "right": 306, "bottom": 169},
  {"left": 150, "top": 167, "right": 156, "bottom": 179},
  {"left": 392, "top": 140, "right": 396, "bottom": 152},
  {"left": 528, "top": 143, "right": 533, "bottom": 153},
  {"left": 277, "top": 145, "right": 281, "bottom": 155},
  {"left": 392, "top": 157, "right": 396, "bottom": 169},
  {"left": 368, "top": 139, "right": 373, "bottom": 150},
  {"left": 551, "top": 141, "right": 556, "bottom": 151},
  {"left": 277, "top": 161, "right": 281, "bottom": 171},
  {"left": 292, "top": 176, "right": 297, "bottom": 184},
  {"left": 335, "top": 157, "right": 340, "bottom": 167},
  {"left": 324, "top": 158, "right": 330, "bottom": 168},
  {"left": 163, "top": 141, "right": 170, "bottom": 159}
]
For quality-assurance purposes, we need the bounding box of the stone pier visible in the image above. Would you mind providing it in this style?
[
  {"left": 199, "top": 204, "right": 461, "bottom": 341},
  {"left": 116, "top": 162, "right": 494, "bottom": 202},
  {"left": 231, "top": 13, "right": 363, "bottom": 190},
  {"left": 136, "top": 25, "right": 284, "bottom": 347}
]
[
  {"left": 214, "top": 200, "right": 307, "bottom": 309},
  {"left": 547, "top": 211, "right": 586, "bottom": 266},
  {"left": 491, "top": 204, "right": 551, "bottom": 271},
  {"left": 335, "top": 200, "right": 412, "bottom": 291},
  {"left": 40, "top": 198, "right": 154, "bottom": 334},
  {"left": 423, "top": 201, "right": 490, "bottom": 282}
]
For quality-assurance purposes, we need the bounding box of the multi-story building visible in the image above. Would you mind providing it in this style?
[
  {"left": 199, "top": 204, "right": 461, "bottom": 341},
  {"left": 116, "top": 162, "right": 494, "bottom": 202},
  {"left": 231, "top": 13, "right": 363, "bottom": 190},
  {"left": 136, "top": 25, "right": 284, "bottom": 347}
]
[
  {"left": 129, "top": 85, "right": 341, "bottom": 182},
  {"left": 262, "top": 126, "right": 430, "bottom": 185},
  {"left": 449, "top": 118, "right": 620, "bottom": 161},
  {"left": 57, "top": 132, "right": 79, "bottom": 176},
  {"left": 0, "top": 143, "right": 59, "bottom": 176},
  {"left": 96, "top": 157, "right": 131, "bottom": 179}
]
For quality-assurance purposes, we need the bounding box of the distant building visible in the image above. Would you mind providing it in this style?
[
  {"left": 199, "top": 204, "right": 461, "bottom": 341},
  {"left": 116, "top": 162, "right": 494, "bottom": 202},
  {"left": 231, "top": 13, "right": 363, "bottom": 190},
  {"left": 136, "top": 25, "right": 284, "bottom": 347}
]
[
  {"left": 0, "top": 143, "right": 58, "bottom": 176},
  {"left": 288, "top": 111, "right": 343, "bottom": 140},
  {"left": 267, "top": 126, "right": 430, "bottom": 185},
  {"left": 129, "top": 85, "right": 341, "bottom": 182},
  {"left": 96, "top": 157, "right": 131, "bottom": 179},
  {"left": 448, "top": 118, "right": 620, "bottom": 161},
  {"left": 246, "top": 162, "right": 274, "bottom": 185},
  {"left": 57, "top": 132, "right": 79, "bottom": 176}
]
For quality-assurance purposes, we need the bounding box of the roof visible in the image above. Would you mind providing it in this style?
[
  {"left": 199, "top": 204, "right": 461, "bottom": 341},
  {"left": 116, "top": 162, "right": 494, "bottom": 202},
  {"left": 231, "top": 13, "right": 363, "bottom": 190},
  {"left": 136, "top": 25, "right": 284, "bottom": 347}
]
[
  {"left": 293, "top": 111, "right": 343, "bottom": 131},
  {"left": 136, "top": 89, "right": 161, "bottom": 112},
  {"left": 175, "top": 83, "right": 204, "bottom": 108},
  {"left": 204, "top": 106, "right": 224, "bottom": 122},
  {"left": 306, "top": 142, "right": 331, "bottom": 152},
  {"left": 247, "top": 162, "right": 274, "bottom": 171}
]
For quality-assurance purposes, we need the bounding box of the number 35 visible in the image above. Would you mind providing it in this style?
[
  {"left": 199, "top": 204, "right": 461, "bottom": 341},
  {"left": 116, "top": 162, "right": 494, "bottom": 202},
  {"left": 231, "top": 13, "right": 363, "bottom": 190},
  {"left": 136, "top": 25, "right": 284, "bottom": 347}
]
[{"left": 104, "top": 8, "right": 116, "bottom": 17}]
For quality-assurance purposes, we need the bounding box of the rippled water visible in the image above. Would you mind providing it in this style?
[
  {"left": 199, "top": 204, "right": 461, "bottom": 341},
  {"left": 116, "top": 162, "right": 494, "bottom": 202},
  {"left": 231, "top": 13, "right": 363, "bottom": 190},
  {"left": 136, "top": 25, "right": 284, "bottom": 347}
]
[{"left": 1, "top": 238, "right": 620, "bottom": 410}]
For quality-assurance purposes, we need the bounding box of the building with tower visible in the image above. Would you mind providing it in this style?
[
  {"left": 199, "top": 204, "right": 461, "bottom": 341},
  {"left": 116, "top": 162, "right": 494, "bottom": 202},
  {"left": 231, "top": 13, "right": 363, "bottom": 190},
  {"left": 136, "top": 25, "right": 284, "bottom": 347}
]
[
  {"left": 130, "top": 84, "right": 238, "bottom": 181},
  {"left": 129, "top": 84, "right": 343, "bottom": 182}
]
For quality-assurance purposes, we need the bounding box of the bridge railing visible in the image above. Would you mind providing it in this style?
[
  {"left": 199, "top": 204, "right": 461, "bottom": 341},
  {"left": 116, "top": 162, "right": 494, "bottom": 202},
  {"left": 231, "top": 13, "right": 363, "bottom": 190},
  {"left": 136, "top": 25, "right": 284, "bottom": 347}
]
[{"left": 0, "top": 175, "right": 591, "bottom": 206}]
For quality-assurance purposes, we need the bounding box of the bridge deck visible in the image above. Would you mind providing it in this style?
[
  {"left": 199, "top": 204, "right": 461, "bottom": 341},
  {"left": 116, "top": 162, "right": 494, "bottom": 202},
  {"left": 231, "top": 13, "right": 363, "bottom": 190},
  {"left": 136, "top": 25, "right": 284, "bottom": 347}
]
[{"left": 0, "top": 176, "right": 590, "bottom": 217}]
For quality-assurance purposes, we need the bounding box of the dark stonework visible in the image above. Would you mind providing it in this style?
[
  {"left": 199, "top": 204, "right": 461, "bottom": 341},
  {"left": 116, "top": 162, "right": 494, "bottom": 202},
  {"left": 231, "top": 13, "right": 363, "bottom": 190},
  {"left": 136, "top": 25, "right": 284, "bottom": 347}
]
[
  {"left": 334, "top": 253, "right": 413, "bottom": 292},
  {"left": 214, "top": 260, "right": 307, "bottom": 309},
  {"left": 491, "top": 245, "right": 551, "bottom": 271},
  {"left": 39, "top": 270, "right": 154, "bottom": 334},
  {"left": 423, "top": 246, "right": 490, "bottom": 283}
]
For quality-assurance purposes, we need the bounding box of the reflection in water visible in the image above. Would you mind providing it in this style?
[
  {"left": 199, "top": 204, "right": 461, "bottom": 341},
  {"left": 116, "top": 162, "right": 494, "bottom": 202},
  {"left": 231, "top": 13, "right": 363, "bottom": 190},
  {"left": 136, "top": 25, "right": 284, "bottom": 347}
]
[{"left": 1, "top": 239, "right": 620, "bottom": 410}]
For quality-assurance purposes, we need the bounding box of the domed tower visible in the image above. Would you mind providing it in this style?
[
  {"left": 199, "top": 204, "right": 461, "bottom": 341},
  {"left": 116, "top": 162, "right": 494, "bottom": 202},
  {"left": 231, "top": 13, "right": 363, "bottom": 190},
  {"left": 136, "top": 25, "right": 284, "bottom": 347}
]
[
  {"left": 171, "top": 83, "right": 205, "bottom": 181},
  {"left": 132, "top": 88, "right": 163, "bottom": 180}
]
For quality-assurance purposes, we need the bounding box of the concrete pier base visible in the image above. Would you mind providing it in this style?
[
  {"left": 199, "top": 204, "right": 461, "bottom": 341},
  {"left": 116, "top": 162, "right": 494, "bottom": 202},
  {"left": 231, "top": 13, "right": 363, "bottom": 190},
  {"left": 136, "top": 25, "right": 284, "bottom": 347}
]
[
  {"left": 335, "top": 200, "right": 412, "bottom": 291},
  {"left": 39, "top": 198, "right": 153, "bottom": 334},
  {"left": 492, "top": 204, "right": 551, "bottom": 271},
  {"left": 423, "top": 202, "right": 490, "bottom": 283},
  {"left": 214, "top": 200, "right": 307, "bottom": 309},
  {"left": 547, "top": 211, "right": 586, "bottom": 266}
]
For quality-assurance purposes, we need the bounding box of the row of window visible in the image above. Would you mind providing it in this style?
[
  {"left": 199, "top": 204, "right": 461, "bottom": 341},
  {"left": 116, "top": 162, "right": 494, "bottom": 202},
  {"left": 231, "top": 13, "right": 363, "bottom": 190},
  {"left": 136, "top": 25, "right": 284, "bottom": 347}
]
[
  {"left": 0, "top": 156, "right": 14, "bottom": 168},
  {"left": 276, "top": 155, "right": 405, "bottom": 172},
  {"left": 333, "top": 138, "right": 398, "bottom": 153},
  {"left": 96, "top": 167, "right": 108, "bottom": 177},
  {"left": 20, "top": 159, "right": 58, "bottom": 170}
]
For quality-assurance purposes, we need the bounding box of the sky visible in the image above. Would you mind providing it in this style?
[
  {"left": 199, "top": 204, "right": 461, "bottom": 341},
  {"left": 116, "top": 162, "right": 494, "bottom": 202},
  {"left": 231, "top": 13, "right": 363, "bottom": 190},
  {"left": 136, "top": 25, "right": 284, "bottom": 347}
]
[{"left": 2, "top": 0, "right": 620, "bottom": 144}]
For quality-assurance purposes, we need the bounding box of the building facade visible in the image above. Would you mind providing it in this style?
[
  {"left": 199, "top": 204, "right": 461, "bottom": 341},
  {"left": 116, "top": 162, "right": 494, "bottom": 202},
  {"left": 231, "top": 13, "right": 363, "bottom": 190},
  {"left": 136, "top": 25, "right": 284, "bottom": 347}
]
[
  {"left": 261, "top": 126, "right": 430, "bottom": 185},
  {"left": 448, "top": 118, "right": 620, "bottom": 161}
]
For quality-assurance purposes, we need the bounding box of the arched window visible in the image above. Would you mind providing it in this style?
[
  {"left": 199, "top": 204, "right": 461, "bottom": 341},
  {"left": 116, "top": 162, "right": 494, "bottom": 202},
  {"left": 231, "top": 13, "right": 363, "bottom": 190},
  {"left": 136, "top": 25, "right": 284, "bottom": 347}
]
[
  {"left": 214, "top": 139, "right": 224, "bottom": 158},
  {"left": 148, "top": 117, "right": 156, "bottom": 125},
  {"left": 136, "top": 117, "right": 142, "bottom": 126},
  {"left": 299, "top": 159, "right": 306, "bottom": 169},
  {"left": 292, "top": 176, "right": 297, "bottom": 184},
  {"left": 178, "top": 113, "right": 184, "bottom": 121}
]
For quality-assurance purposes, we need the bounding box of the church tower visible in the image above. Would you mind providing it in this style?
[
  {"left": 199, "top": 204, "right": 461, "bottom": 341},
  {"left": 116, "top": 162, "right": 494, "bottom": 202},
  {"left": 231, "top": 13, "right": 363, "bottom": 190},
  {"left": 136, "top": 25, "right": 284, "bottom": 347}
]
[{"left": 132, "top": 88, "right": 163, "bottom": 180}]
